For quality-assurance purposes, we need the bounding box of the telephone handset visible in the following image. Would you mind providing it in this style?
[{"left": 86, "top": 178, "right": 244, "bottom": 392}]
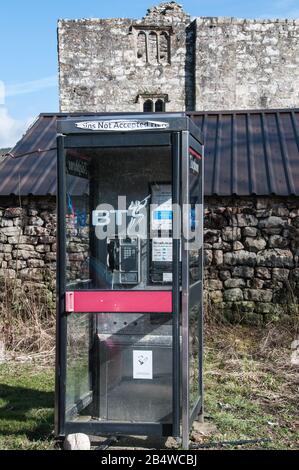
[{"left": 107, "top": 238, "right": 119, "bottom": 272}]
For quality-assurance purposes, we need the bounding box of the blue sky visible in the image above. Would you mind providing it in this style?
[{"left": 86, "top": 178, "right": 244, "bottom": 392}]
[{"left": 1, "top": 0, "right": 299, "bottom": 147}]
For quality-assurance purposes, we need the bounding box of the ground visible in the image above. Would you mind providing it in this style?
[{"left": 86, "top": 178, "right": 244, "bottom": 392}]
[{"left": 0, "top": 325, "right": 298, "bottom": 450}]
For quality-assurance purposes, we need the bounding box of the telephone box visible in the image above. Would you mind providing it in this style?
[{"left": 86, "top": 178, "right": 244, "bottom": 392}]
[{"left": 55, "top": 113, "right": 204, "bottom": 449}]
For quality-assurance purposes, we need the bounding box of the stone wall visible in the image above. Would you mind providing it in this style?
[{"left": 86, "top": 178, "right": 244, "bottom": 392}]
[
  {"left": 58, "top": 3, "right": 299, "bottom": 113},
  {"left": 195, "top": 17, "right": 299, "bottom": 111},
  {"left": 204, "top": 196, "right": 299, "bottom": 324},
  {"left": 58, "top": 2, "right": 193, "bottom": 113},
  {"left": 0, "top": 195, "right": 298, "bottom": 323},
  {"left": 0, "top": 197, "right": 57, "bottom": 288}
]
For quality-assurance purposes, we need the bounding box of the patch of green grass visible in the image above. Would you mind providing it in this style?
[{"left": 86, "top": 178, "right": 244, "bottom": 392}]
[
  {"left": 202, "top": 326, "right": 299, "bottom": 450},
  {"left": 0, "top": 363, "right": 55, "bottom": 450}
]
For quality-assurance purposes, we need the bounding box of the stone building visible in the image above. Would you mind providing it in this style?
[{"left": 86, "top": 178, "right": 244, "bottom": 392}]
[
  {"left": 59, "top": 2, "right": 299, "bottom": 112},
  {"left": 0, "top": 2, "right": 299, "bottom": 323}
]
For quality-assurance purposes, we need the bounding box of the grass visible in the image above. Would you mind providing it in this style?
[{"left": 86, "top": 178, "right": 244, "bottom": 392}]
[
  {"left": 201, "top": 324, "right": 299, "bottom": 450},
  {"left": 0, "top": 363, "right": 55, "bottom": 450},
  {"left": 0, "top": 324, "right": 298, "bottom": 450}
]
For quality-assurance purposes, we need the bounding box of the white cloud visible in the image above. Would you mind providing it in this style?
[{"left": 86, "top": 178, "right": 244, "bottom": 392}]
[
  {"left": 0, "top": 107, "right": 33, "bottom": 148},
  {"left": 5, "top": 75, "right": 57, "bottom": 98}
]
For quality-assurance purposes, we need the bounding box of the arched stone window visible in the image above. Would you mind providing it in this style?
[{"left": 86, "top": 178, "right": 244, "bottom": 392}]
[
  {"left": 143, "top": 99, "right": 154, "bottom": 112},
  {"left": 137, "top": 31, "right": 147, "bottom": 62},
  {"left": 131, "top": 25, "right": 172, "bottom": 65},
  {"left": 155, "top": 99, "right": 165, "bottom": 112},
  {"left": 159, "top": 32, "right": 170, "bottom": 64},
  {"left": 138, "top": 94, "right": 168, "bottom": 112},
  {"left": 148, "top": 32, "right": 158, "bottom": 64}
]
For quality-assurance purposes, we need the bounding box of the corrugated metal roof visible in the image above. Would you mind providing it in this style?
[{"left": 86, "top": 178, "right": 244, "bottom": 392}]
[
  {"left": 0, "top": 114, "right": 58, "bottom": 196},
  {"left": 1, "top": 110, "right": 299, "bottom": 196},
  {"left": 191, "top": 110, "right": 299, "bottom": 196}
]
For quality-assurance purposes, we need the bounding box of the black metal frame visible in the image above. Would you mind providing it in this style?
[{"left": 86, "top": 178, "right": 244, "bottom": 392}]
[{"left": 55, "top": 114, "right": 203, "bottom": 447}]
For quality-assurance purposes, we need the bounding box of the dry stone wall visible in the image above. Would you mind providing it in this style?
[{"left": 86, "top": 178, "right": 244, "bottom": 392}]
[
  {"left": 0, "top": 197, "right": 57, "bottom": 288},
  {"left": 0, "top": 195, "right": 298, "bottom": 323},
  {"left": 204, "top": 196, "right": 299, "bottom": 324}
]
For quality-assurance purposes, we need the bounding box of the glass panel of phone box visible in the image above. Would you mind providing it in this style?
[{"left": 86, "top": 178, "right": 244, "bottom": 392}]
[
  {"left": 64, "top": 146, "right": 174, "bottom": 424},
  {"left": 188, "top": 152, "right": 202, "bottom": 415}
]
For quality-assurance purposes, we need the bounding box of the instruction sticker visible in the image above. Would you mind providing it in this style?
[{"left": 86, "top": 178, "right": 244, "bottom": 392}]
[
  {"left": 163, "top": 272, "right": 173, "bottom": 283},
  {"left": 152, "top": 238, "right": 173, "bottom": 262},
  {"left": 133, "top": 350, "right": 153, "bottom": 380}
]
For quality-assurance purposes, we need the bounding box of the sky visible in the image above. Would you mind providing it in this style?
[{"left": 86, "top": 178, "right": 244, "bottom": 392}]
[{"left": 0, "top": 0, "right": 299, "bottom": 147}]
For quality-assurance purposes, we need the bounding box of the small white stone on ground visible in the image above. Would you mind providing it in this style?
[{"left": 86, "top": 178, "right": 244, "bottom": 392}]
[{"left": 64, "top": 433, "right": 91, "bottom": 451}]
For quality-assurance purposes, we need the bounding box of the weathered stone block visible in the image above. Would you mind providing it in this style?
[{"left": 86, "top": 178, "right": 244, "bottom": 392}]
[
  {"left": 213, "top": 250, "right": 223, "bottom": 266},
  {"left": 269, "top": 235, "right": 289, "bottom": 248},
  {"left": 28, "top": 209, "right": 39, "bottom": 217},
  {"left": 0, "top": 227, "right": 22, "bottom": 237},
  {"left": 0, "top": 269, "right": 16, "bottom": 278},
  {"left": 247, "top": 278, "right": 264, "bottom": 289},
  {"left": 204, "top": 229, "right": 220, "bottom": 244},
  {"left": 259, "top": 216, "right": 286, "bottom": 234},
  {"left": 233, "top": 241, "right": 244, "bottom": 251},
  {"left": 39, "top": 236, "right": 56, "bottom": 244},
  {"left": 213, "top": 241, "right": 231, "bottom": 251},
  {"left": 13, "top": 218, "right": 24, "bottom": 227},
  {"left": 255, "top": 267, "right": 271, "bottom": 279},
  {"left": 224, "top": 278, "right": 245, "bottom": 288},
  {"left": 224, "top": 250, "right": 256, "bottom": 266},
  {"left": 244, "top": 289, "right": 273, "bottom": 302},
  {"left": 208, "top": 279, "right": 223, "bottom": 290},
  {"left": 272, "top": 268, "right": 289, "bottom": 281},
  {"left": 4, "top": 207, "right": 25, "bottom": 218},
  {"left": 219, "top": 270, "right": 231, "bottom": 281},
  {"left": 45, "top": 253, "right": 56, "bottom": 261},
  {"left": 232, "top": 214, "right": 258, "bottom": 227},
  {"left": 272, "top": 207, "right": 289, "bottom": 217},
  {"left": 243, "top": 227, "right": 257, "bottom": 237},
  {"left": 1, "top": 219, "right": 13, "bottom": 228},
  {"left": 204, "top": 250, "right": 213, "bottom": 266},
  {"left": 232, "top": 266, "right": 254, "bottom": 278},
  {"left": 208, "top": 290, "right": 223, "bottom": 303},
  {"left": 244, "top": 237, "right": 267, "bottom": 252},
  {"left": 28, "top": 216, "right": 44, "bottom": 227},
  {"left": 24, "top": 226, "right": 49, "bottom": 236},
  {"left": 27, "top": 259, "right": 45, "bottom": 268},
  {"left": 35, "top": 245, "right": 51, "bottom": 253},
  {"left": 8, "top": 260, "right": 27, "bottom": 270},
  {"left": 0, "top": 244, "right": 12, "bottom": 253},
  {"left": 256, "top": 249, "right": 293, "bottom": 268},
  {"left": 222, "top": 226, "right": 241, "bottom": 241},
  {"left": 19, "top": 268, "right": 44, "bottom": 282},
  {"left": 7, "top": 235, "right": 38, "bottom": 245},
  {"left": 224, "top": 288, "right": 243, "bottom": 301},
  {"left": 12, "top": 249, "right": 41, "bottom": 260}
]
